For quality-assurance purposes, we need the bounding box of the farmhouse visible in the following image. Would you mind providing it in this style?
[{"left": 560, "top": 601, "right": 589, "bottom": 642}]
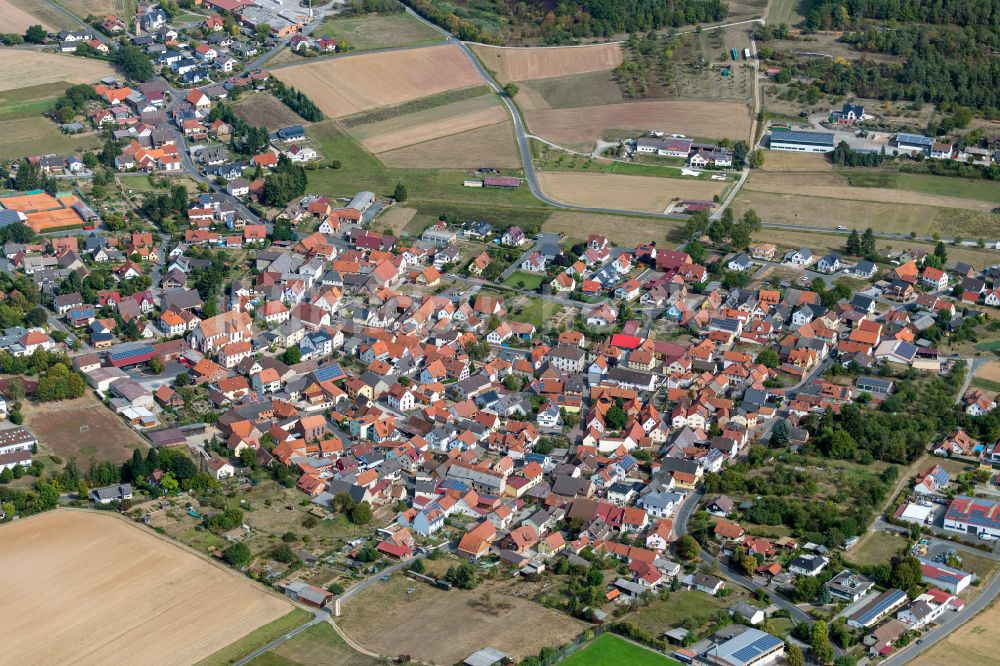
[
  {"left": 636, "top": 136, "right": 693, "bottom": 158},
  {"left": 768, "top": 130, "right": 835, "bottom": 153}
]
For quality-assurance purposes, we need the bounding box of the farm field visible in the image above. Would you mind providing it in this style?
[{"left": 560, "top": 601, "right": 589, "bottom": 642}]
[
  {"left": 913, "top": 597, "right": 1000, "bottom": 666},
  {"left": 337, "top": 572, "right": 587, "bottom": 664},
  {"left": 759, "top": 151, "right": 834, "bottom": 172},
  {"left": 525, "top": 100, "right": 751, "bottom": 150},
  {"left": 361, "top": 104, "right": 505, "bottom": 153},
  {"left": 517, "top": 70, "right": 625, "bottom": 110},
  {"left": 894, "top": 173, "right": 1000, "bottom": 204},
  {"left": 745, "top": 171, "right": 995, "bottom": 212},
  {"left": 562, "top": 634, "right": 678, "bottom": 666},
  {"left": 537, "top": 171, "right": 726, "bottom": 213},
  {"left": 314, "top": 11, "right": 444, "bottom": 51},
  {"left": 372, "top": 205, "right": 417, "bottom": 236},
  {"left": 22, "top": 390, "right": 148, "bottom": 463},
  {"left": 734, "top": 189, "right": 942, "bottom": 236},
  {"left": 0, "top": 51, "right": 116, "bottom": 91},
  {"left": 306, "top": 120, "right": 536, "bottom": 206},
  {"left": 273, "top": 45, "right": 481, "bottom": 118},
  {"left": 767, "top": 0, "right": 810, "bottom": 26},
  {"left": 232, "top": 92, "right": 305, "bottom": 130},
  {"left": 1, "top": 511, "right": 292, "bottom": 666},
  {"left": 470, "top": 43, "right": 623, "bottom": 83},
  {"left": 377, "top": 121, "right": 521, "bottom": 169},
  {"left": 0, "top": 0, "right": 53, "bottom": 32},
  {"left": 972, "top": 361, "right": 1000, "bottom": 393},
  {"left": 59, "top": 0, "right": 137, "bottom": 16},
  {"left": 249, "top": 622, "right": 376, "bottom": 666},
  {"left": 544, "top": 210, "right": 685, "bottom": 246},
  {"left": 0, "top": 82, "right": 76, "bottom": 122},
  {"left": 5, "top": 0, "right": 77, "bottom": 30},
  {"left": 345, "top": 92, "right": 499, "bottom": 144}
]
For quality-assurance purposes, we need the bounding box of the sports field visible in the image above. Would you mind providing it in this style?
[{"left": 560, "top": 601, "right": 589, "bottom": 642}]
[
  {"left": 0, "top": 51, "right": 116, "bottom": 92},
  {"left": 470, "top": 43, "right": 623, "bottom": 82},
  {"left": 561, "top": 634, "right": 678, "bottom": 666},
  {"left": 23, "top": 390, "right": 149, "bottom": 463},
  {"left": 314, "top": 11, "right": 444, "bottom": 51},
  {"left": 525, "top": 100, "right": 751, "bottom": 150},
  {"left": 537, "top": 171, "right": 726, "bottom": 213},
  {"left": 273, "top": 45, "right": 481, "bottom": 118},
  {"left": 1, "top": 511, "right": 292, "bottom": 665},
  {"left": 337, "top": 572, "right": 586, "bottom": 664}
]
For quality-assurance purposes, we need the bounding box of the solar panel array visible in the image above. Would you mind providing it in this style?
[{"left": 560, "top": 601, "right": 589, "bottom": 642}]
[
  {"left": 313, "top": 363, "right": 345, "bottom": 382},
  {"left": 853, "top": 589, "right": 906, "bottom": 626},
  {"left": 729, "top": 633, "right": 783, "bottom": 664},
  {"left": 109, "top": 343, "right": 154, "bottom": 362}
]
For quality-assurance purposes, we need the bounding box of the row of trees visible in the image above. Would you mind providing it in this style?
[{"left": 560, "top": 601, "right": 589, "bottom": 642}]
[
  {"left": 270, "top": 81, "right": 324, "bottom": 122},
  {"left": 261, "top": 154, "right": 308, "bottom": 207}
]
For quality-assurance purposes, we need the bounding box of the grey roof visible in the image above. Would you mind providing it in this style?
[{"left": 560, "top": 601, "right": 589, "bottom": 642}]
[
  {"left": 771, "top": 130, "right": 835, "bottom": 146},
  {"left": 896, "top": 133, "right": 934, "bottom": 147}
]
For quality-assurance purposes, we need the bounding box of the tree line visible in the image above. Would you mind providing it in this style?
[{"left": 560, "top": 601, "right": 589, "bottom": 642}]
[{"left": 269, "top": 81, "right": 324, "bottom": 122}]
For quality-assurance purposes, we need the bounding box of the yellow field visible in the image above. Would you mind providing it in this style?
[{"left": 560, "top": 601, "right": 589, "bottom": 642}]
[
  {"left": 377, "top": 121, "right": 522, "bottom": 169},
  {"left": 525, "top": 100, "right": 752, "bottom": 149},
  {"left": 0, "top": 51, "right": 116, "bottom": 92},
  {"left": 470, "top": 43, "right": 623, "bottom": 82},
  {"left": 759, "top": 151, "right": 834, "bottom": 172},
  {"left": 537, "top": 171, "right": 725, "bottom": 213},
  {"left": 1, "top": 511, "right": 291, "bottom": 665},
  {"left": 273, "top": 45, "right": 482, "bottom": 118},
  {"left": 0, "top": 0, "right": 52, "bottom": 31},
  {"left": 362, "top": 106, "right": 507, "bottom": 153}
]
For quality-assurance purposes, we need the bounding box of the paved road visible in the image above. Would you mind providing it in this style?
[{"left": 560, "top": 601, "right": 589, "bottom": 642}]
[{"left": 232, "top": 608, "right": 330, "bottom": 666}]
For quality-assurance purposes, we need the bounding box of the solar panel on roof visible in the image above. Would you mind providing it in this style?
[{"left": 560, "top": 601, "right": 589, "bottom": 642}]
[
  {"left": 730, "top": 634, "right": 782, "bottom": 663},
  {"left": 313, "top": 363, "right": 345, "bottom": 382}
]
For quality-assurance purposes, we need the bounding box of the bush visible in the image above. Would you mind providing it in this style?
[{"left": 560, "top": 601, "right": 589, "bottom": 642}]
[{"left": 224, "top": 542, "right": 252, "bottom": 568}]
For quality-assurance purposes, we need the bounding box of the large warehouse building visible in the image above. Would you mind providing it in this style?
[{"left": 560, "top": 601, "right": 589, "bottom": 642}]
[{"left": 768, "top": 130, "right": 836, "bottom": 153}]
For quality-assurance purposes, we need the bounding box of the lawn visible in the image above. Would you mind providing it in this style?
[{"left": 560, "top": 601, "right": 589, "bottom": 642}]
[
  {"left": 0, "top": 116, "right": 100, "bottom": 161},
  {"left": 314, "top": 11, "right": 445, "bottom": 51},
  {"left": 847, "top": 530, "right": 908, "bottom": 567},
  {"left": 627, "top": 590, "right": 746, "bottom": 637},
  {"left": 562, "top": 634, "right": 679, "bottom": 666},
  {"left": 307, "top": 120, "right": 539, "bottom": 209},
  {"left": 249, "top": 622, "right": 376, "bottom": 666},
  {"left": 511, "top": 297, "right": 564, "bottom": 330},
  {"left": 196, "top": 609, "right": 312, "bottom": 666},
  {"left": 503, "top": 270, "right": 546, "bottom": 290}
]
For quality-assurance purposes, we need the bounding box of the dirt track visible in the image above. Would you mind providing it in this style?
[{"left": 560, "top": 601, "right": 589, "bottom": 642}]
[{"left": 1, "top": 511, "right": 291, "bottom": 666}]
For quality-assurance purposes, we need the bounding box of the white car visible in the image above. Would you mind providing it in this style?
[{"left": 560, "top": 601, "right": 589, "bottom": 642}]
[
  {"left": 980, "top": 533, "right": 997, "bottom": 542},
  {"left": 836, "top": 225, "right": 848, "bottom": 230}
]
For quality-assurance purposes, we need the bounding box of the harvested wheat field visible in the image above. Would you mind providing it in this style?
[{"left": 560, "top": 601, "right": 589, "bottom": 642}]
[
  {"left": 0, "top": 0, "right": 52, "bottom": 32},
  {"left": 526, "top": 100, "right": 751, "bottom": 150},
  {"left": 0, "top": 51, "right": 116, "bottom": 92},
  {"left": 1, "top": 511, "right": 291, "bottom": 666},
  {"left": 274, "top": 44, "right": 481, "bottom": 118},
  {"left": 362, "top": 106, "right": 506, "bottom": 153},
  {"left": 470, "top": 43, "right": 623, "bottom": 82},
  {"left": 746, "top": 172, "right": 995, "bottom": 212},
  {"left": 538, "top": 171, "right": 725, "bottom": 213},
  {"left": 378, "top": 121, "right": 521, "bottom": 168}
]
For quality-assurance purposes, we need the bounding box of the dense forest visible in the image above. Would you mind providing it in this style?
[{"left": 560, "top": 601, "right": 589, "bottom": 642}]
[
  {"left": 806, "top": 0, "right": 1000, "bottom": 31},
  {"left": 402, "top": 0, "right": 727, "bottom": 44}
]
